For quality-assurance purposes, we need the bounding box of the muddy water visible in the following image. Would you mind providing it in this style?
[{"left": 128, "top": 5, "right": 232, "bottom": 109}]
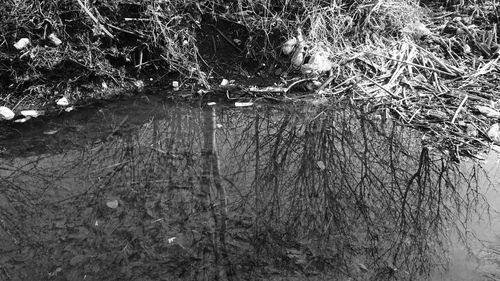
[{"left": 0, "top": 95, "right": 498, "bottom": 281}]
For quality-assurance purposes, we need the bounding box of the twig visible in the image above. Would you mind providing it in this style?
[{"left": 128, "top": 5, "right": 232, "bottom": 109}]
[
  {"left": 316, "top": 75, "right": 336, "bottom": 93},
  {"left": 361, "top": 75, "right": 398, "bottom": 98},
  {"left": 75, "top": 0, "right": 114, "bottom": 39},
  {"left": 451, "top": 95, "right": 468, "bottom": 124}
]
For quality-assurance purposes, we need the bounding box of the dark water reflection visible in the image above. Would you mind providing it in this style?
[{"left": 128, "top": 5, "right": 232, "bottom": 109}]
[{"left": 0, "top": 96, "right": 498, "bottom": 280}]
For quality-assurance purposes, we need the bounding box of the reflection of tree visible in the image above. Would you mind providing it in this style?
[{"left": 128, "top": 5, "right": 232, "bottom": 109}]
[
  {"left": 0, "top": 101, "right": 489, "bottom": 280},
  {"left": 219, "top": 104, "right": 484, "bottom": 280}
]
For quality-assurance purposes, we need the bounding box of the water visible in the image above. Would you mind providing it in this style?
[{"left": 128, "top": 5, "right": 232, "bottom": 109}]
[{"left": 0, "top": 95, "right": 499, "bottom": 281}]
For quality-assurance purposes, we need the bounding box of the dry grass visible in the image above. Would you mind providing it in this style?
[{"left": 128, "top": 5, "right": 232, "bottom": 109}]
[{"left": 2, "top": 0, "right": 500, "bottom": 157}]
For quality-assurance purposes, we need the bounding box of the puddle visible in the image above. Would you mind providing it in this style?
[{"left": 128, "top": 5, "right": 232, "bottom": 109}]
[{"left": 0, "top": 95, "right": 499, "bottom": 280}]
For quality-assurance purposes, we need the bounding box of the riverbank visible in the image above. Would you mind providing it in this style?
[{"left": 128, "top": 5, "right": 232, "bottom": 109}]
[{"left": 1, "top": 0, "right": 500, "bottom": 157}]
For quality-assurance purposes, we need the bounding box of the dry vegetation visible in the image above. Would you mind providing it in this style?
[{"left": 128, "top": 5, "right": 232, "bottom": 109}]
[{"left": 1, "top": 0, "right": 500, "bottom": 155}]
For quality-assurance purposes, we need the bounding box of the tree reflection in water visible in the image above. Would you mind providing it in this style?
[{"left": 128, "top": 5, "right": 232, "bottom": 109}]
[{"left": 0, "top": 98, "right": 492, "bottom": 280}]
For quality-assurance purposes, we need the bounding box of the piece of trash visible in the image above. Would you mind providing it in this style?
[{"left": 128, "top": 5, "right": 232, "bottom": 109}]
[
  {"left": 101, "top": 81, "right": 108, "bottom": 89},
  {"left": 13, "top": 116, "right": 31, "bottom": 123},
  {"left": 233, "top": 38, "right": 242, "bottom": 45},
  {"left": 317, "top": 161, "right": 326, "bottom": 170},
  {"left": 56, "top": 97, "right": 69, "bottom": 106},
  {"left": 14, "top": 38, "right": 30, "bottom": 50},
  {"left": 20, "top": 110, "right": 43, "bottom": 118},
  {"left": 291, "top": 42, "right": 306, "bottom": 67},
  {"left": 281, "top": 37, "right": 297, "bottom": 55},
  {"left": 220, "top": 79, "right": 229, "bottom": 86},
  {"left": 235, "top": 102, "right": 254, "bottom": 107},
  {"left": 476, "top": 105, "right": 500, "bottom": 118},
  {"left": 65, "top": 106, "right": 74, "bottom": 112},
  {"left": 43, "top": 129, "right": 59, "bottom": 135},
  {"left": 0, "top": 106, "right": 15, "bottom": 120},
  {"left": 207, "top": 102, "right": 216, "bottom": 106},
  {"left": 197, "top": 89, "right": 208, "bottom": 95},
  {"left": 48, "top": 33, "right": 62, "bottom": 46},
  {"left": 106, "top": 199, "right": 119, "bottom": 209},
  {"left": 172, "top": 81, "right": 179, "bottom": 91},
  {"left": 488, "top": 124, "right": 500, "bottom": 143},
  {"left": 463, "top": 44, "right": 471, "bottom": 54},
  {"left": 216, "top": 124, "right": 223, "bottom": 128},
  {"left": 168, "top": 237, "right": 176, "bottom": 243}
]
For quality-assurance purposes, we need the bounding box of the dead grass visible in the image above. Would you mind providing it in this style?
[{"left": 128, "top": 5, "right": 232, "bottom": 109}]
[{"left": 2, "top": 0, "right": 500, "bottom": 157}]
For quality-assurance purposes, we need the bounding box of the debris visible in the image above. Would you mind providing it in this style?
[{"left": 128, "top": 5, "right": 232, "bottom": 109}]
[
  {"left": 220, "top": 79, "right": 229, "bottom": 86},
  {"left": 65, "top": 106, "right": 74, "bottom": 112},
  {"left": 476, "top": 105, "right": 500, "bottom": 118},
  {"left": 207, "top": 102, "right": 216, "bottom": 106},
  {"left": 235, "top": 102, "right": 254, "bottom": 107},
  {"left": 13, "top": 38, "right": 30, "bottom": 50},
  {"left": 172, "top": 81, "right": 179, "bottom": 91},
  {"left": 48, "top": 33, "right": 62, "bottom": 46},
  {"left": 301, "top": 51, "right": 333, "bottom": 76},
  {"left": 106, "top": 199, "right": 119, "bottom": 209},
  {"left": 0, "top": 106, "right": 15, "bottom": 120},
  {"left": 291, "top": 41, "right": 307, "bottom": 67},
  {"left": 133, "top": 80, "right": 144, "bottom": 89},
  {"left": 317, "top": 160, "right": 326, "bottom": 170},
  {"left": 21, "top": 110, "right": 43, "bottom": 118},
  {"left": 281, "top": 37, "right": 297, "bottom": 55},
  {"left": 56, "top": 97, "right": 70, "bottom": 106},
  {"left": 403, "top": 21, "right": 432, "bottom": 38}
]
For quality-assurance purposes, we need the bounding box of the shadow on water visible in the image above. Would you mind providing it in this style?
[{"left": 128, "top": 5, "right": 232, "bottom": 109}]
[{"left": 0, "top": 95, "right": 498, "bottom": 280}]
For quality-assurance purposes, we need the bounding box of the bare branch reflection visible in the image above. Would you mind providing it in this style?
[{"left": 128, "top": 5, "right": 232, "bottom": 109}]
[{"left": 0, "top": 99, "right": 492, "bottom": 280}]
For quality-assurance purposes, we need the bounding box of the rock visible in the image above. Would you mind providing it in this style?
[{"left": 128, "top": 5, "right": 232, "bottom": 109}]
[
  {"left": 476, "top": 105, "right": 500, "bottom": 118},
  {"left": 106, "top": 199, "right": 119, "bottom": 209},
  {"left": 220, "top": 79, "right": 229, "bottom": 86},
  {"left": 488, "top": 123, "right": 500, "bottom": 143},
  {"left": 56, "top": 97, "right": 69, "bottom": 106},
  {"left": 0, "top": 106, "right": 15, "bottom": 120}
]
